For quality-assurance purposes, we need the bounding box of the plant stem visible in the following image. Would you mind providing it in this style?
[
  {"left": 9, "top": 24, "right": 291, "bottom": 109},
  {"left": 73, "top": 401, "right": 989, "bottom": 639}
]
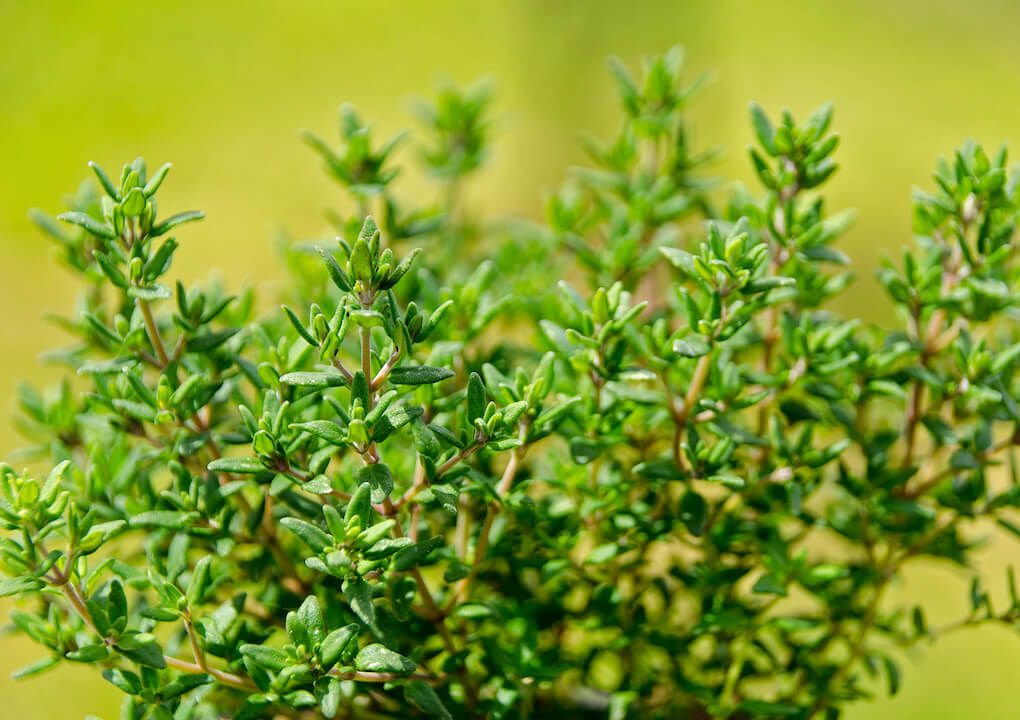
[
  {"left": 330, "top": 669, "right": 441, "bottom": 684},
  {"left": 184, "top": 615, "right": 207, "bottom": 670},
  {"left": 58, "top": 573, "right": 256, "bottom": 692},
  {"left": 371, "top": 348, "right": 401, "bottom": 389},
  {"left": 395, "top": 441, "right": 482, "bottom": 509},
  {"left": 671, "top": 350, "right": 712, "bottom": 469},
  {"left": 451, "top": 427, "right": 527, "bottom": 606},
  {"left": 138, "top": 298, "right": 170, "bottom": 367},
  {"left": 360, "top": 326, "right": 373, "bottom": 404},
  {"left": 163, "top": 656, "right": 255, "bottom": 691},
  {"left": 383, "top": 496, "right": 458, "bottom": 655}
]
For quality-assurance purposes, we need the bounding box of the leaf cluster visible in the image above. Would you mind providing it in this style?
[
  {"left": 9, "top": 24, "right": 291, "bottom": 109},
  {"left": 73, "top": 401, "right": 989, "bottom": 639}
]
[{"left": 6, "top": 47, "right": 1020, "bottom": 720}]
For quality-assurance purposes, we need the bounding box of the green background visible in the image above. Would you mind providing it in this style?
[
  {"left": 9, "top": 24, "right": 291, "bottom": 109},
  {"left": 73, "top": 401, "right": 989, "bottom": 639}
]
[{"left": 1, "top": 1, "right": 1019, "bottom": 717}]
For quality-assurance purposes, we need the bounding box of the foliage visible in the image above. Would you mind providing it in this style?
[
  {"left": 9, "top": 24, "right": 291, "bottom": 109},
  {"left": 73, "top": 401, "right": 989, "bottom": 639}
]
[{"left": 5, "top": 47, "right": 1020, "bottom": 719}]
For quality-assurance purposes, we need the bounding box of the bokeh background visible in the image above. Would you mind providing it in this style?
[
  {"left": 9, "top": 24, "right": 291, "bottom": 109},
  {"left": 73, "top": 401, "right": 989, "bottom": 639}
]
[{"left": 3, "top": 1, "right": 1020, "bottom": 717}]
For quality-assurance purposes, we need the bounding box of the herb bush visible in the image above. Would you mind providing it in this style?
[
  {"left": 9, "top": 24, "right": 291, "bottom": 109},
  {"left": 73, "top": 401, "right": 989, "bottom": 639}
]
[{"left": 4, "top": 47, "right": 1020, "bottom": 719}]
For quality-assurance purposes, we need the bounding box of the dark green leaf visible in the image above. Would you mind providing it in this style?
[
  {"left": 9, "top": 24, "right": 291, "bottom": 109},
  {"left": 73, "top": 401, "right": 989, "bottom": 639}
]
[
  {"left": 404, "top": 681, "right": 453, "bottom": 720},
  {"left": 388, "top": 365, "right": 455, "bottom": 386},
  {"left": 342, "top": 577, "right": 375, "bottom": 625}
]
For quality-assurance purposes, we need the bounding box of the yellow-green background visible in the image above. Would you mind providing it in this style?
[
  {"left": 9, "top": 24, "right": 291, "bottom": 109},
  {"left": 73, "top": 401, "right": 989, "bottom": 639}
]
[{"left": 2, "top": 1, "right": 1019, "bottom": 717}]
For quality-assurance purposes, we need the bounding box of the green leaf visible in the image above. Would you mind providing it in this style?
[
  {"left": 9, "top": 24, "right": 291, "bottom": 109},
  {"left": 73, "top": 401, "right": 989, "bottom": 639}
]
[
  {"left": 749, "top": 148, "right": 777, "bottom": 190},
  {"left": 381, "top": 247, "right": 421, "bottom": 289},
  {"left": 186, "top": 555, "right": 212, "bottom": 606},
  {"left": 280, "top": 518, "right": 333, "bottom": 553},
  {"left": 285, "top": 689, "right": 318, "bottom": 708},
  {"left": 353, "top": 643, "right": 415, "bottom": 674},
  {"left": 749, "top": 102, "right": 777, "bottom": 155},
  {"left": 58, "top": 211, "right": 116, "bottom": 238},
  {"left": 342, "top": 577, "right": 375, "bottom": 625},
  {"left": 586, "top": 543, "right": 618, "bottom": 564},
  {"left": 323, "top": 505, "right": 345, "bottom": 540},
  {"left": 350, "top": 239, "right": 373, "bottom": 283},
  {"left": 127, "top": 284, "right": 172, "bottom": 301},
  {"left": 388, "top": 365, "right": 455, "bottom": 386},
  {"left": 293, "top": 420, "right": 347, "bottom": 446},
  {"left": 357, "top": 519, "right": 396, "bottom": 548},
  {"left": 467, "top": 372, "right": 486, "bottom": 423},
  {"left": 317, "top": 247, "right": 352, "bottom": 291},
  {"left": 114, "top": 633, "right": 166, "bottom": 669},
  {"left": 284, "top": 305, "right": 318, "bottom": 346},
  {"left": 673, "top": 335, "right": 711, "bottom": 358},
  {"left": 11, "top": 656, "right": 60, "bottom": 680},
  {"left": 321, "top": 677, "right": 342, "bottom": 718},
  {"left": 130, "top": 511, "right": 191, "bottom": 530},
  {"left": 66, "top": 644, "right": 110, "bottom": 662},
  {"left": 752, "top": 573, "right": 788, "bottom": 597},
  {"left": 319, "top": 624, "right": 360, "bottom": 667},
  {"left": 89, "top": 161, "right": 120, "bottom": 199},
  {"left": 404, "top": 681, "right": 453, "bottom": 720},
  {"left": 393, "top": 536, "right": 443, "bottom": 571},
  {"left": 357, "top": 463, "right": 394, "bottom": 504},
  {"left": 660, "top": 246, "right": 696, "bottom": 272},
  {"left": 301, "top": 475, "right": 334, "bottom": 494},
  {"left": 345, "top": 482, "right": 373, "bottom": 528},
  {"left": 143, "top": 162, "right": 172, "bottom": 196},
  {"left": 533, "top": 396, "right": 581, "bottom": 429},
  {"left": 121, "top": 187, "right": 146, "bottom": 216},
  {"left": 280, "top": 371, "right": 348, "bottom": 388},
  {"left": 372, "top": 402, "right": 423, "bottom": 442},
  {"left": 102, "top": 667, "right": 141, "bottom": 694},
  {"left": 151, "top": 210, "right": 204, "bottom": 237},
  {"left": 882, "top": 655, "right": 901, "bottom": 696},
  {"left": 240, "top": 644, "right": 289, "bottom": 672},
  {"left": 94, "top": 252, "right": 128, "bottom": 287},
  {"left": 187, "top": 328, "right": 240, "bottom": 352},
  {"left": 296, "top": 595, "right": 325, "bottom": 646},
  {"left": 207, "top": 456, "right": 266, "bottom": 474},
  {"left": 0, "top": 576, "right": 44, "bottom": 597}
]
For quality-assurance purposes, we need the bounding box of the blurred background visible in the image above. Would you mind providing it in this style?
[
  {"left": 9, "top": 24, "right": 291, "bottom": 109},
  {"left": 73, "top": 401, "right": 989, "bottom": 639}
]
[{"left": 3, "top": 1, "right": 1020, "bottom": 717}]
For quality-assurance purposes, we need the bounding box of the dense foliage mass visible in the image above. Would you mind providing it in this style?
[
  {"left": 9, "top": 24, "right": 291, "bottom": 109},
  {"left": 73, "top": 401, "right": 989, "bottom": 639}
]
[{"left": 4, "top": 47, "right": 1020, "bottom": 719}]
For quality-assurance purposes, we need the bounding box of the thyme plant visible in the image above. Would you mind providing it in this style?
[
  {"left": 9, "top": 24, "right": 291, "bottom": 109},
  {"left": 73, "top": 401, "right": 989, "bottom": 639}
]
[{"left": 5, "top": 47, "right": 1020, "bottom": 719}]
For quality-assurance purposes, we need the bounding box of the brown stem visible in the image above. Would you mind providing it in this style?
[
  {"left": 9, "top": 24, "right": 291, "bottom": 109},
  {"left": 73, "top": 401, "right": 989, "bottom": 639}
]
[
  {"left": 395, "top": 442, "right": 482, "bottom": 509},
  {"left": 58, "top": 573, "right": 256, "bottom": 693},
  {"left": 138, "top": 298, "right": 170, "bottom": 367},
  {"left": 756, "top": 249, "right": 784, "bottom": 438},
  {"left": 360, "top": 326, "right": 374, "bottom": 404},
  {"left": 902, "top": 232, "right": 964, "bottom": 469},
  {"left": 331, "top": 356, "right": 355, "bottom": 382},
  {"left": 61, "top": 582, "right": 101, "bottom": 637},
  {"left": 371, "top": 348, "right": 401, "bottom": 390},
  {"left": 163, "top": 655, "right": 255, "bottom": 691},
  {"left": 671, "top": 351, "right": 713, "bottom": 470},
  {"left": 184, "top": 615, "right": 207, "bottom": 671},
  {"left": 902, "top": 379, "right": 924, "bottom": 468}
]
